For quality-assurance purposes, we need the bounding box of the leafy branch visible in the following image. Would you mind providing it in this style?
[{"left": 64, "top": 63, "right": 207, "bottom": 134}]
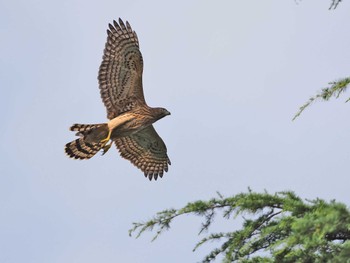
[
  {"left": 129, "top": 190, "right": 350, "bottom": 262},
  {"left": 293, "top": 77, "right": 350, "bottom": 120},
  {"left": 296, "top": 0, "right": 344, "bottom": 9},
  {"left": 329, "top": 0, "right": 343, "bottom": 9}
]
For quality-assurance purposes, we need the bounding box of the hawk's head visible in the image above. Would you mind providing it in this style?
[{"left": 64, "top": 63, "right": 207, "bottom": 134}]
[{"left": 153, "top": 107, "right": 171, "bottom": 120}]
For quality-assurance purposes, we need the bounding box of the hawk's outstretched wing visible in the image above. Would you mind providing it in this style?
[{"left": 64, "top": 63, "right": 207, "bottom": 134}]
[
  {"left": 98, "top": 18, "right": 146, "bottom": 120},
  {"left": 114, "top": 126, "right": 171, "bottom": 180}
]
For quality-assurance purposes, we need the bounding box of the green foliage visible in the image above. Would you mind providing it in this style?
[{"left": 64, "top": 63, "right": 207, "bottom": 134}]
[
  {"left": 293, "top": 77, "right": 350, "bottom": 120},
  {"left": 297, "top": 0, "right": 343, "bottom": 9},
  {"left": 129, "top": 190, "right": 350, "bottom": 262},
  {"left": 329, "top": 0, "right": 343, "bottom": 9}
]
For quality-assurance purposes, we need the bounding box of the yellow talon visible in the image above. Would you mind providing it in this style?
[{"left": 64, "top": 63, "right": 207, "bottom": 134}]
[{"left": 101, "top": 129, "right": 112, "bottom": 144}]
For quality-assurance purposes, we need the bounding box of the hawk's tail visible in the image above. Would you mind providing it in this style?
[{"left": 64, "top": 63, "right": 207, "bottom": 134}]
[{"left": 65, "top": 123, "right": 109, "bottom": 159}]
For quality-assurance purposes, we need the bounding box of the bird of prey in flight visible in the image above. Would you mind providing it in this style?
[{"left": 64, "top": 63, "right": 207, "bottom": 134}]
[{"left": 65, "top": 18, "right": 171, "bottom": 180}]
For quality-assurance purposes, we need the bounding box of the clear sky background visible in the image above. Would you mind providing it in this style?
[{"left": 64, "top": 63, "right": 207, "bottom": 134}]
[{"left": 1, "top": 0, "right": 349, "bottom": 262}]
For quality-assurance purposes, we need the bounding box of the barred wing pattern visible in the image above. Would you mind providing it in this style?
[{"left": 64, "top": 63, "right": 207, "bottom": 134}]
[
  {"left": 114, "top": 126, "right": 171, "bottom": 180},
  {"left": 98, "top": 19, "right": 145, "bottom": 120}
]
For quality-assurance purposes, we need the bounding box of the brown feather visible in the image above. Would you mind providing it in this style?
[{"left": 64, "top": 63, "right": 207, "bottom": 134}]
[{"left": 114, "top": 125, "right": 170, "bottom": 180}]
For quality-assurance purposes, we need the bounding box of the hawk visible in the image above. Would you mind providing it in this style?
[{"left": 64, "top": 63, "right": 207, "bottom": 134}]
[{"left": 65, "top": 18, "right": 171, "bottom": 180}]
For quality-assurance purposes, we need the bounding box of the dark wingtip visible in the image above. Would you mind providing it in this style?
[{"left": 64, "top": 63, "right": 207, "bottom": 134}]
[
  {"left": 118, "top": 18, "right": 126, "bottom": 30},
  {"left": 126, "top": 21, "right": 132, "bottom": 31},
  {"left": 113, "top": 20, "right": 119, "bottom": 29}
]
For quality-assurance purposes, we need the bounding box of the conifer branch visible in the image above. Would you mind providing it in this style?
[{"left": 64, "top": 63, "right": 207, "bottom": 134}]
[
  {"left": 130, "top": 190, "right": 350, "bottom": 262},
  {"left": 293, "top": 77, "right": 350, "bottom": 120},
  {"left": 329, "top": 0, "right": 342, "bottom": 9},
  {"left": 296, "top": 0, "right": 343, "bottom": 9}
]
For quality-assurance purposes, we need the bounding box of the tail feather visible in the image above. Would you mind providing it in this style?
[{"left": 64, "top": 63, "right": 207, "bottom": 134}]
[
  {"left": 65, "top": 123, "right": 109, "bottom": 159},
  {"left": 70, "top": 123, "right": 105, "bottom": 135},
  {"left": 65, "top": 138, "right": 104, "bottom": 159}
]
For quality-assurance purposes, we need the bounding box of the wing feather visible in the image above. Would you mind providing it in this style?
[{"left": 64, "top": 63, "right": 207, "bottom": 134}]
[
  {"left": 114, "top": 126, "right": 171, "bottom": 180},
  {"left": 98, "top": 19, "right": 146, "bottom": 119}
]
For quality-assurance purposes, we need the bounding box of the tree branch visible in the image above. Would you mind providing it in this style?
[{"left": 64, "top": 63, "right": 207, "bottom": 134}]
[
  {"left": 293, "top": 77, "right": 350, "bottom": 120},
  {"left": 329, "top": 0, "right": 342, "bottom": 9}
]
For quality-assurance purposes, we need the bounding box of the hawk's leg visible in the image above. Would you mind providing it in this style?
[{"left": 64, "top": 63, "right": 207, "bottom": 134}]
[
  {"left": 100, "top": 129, "right": 112, "bottom": 155},
  {"left": 101, "top": 141, "right": 112, "bottom": 155},
  {"left": 100, "top": 129, "right": 112, "bottom": 144}
]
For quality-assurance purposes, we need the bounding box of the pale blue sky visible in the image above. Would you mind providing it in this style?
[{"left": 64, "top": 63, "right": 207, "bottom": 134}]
[{"left": 1, "top": 0, "right": 350, "bottom": 262}]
